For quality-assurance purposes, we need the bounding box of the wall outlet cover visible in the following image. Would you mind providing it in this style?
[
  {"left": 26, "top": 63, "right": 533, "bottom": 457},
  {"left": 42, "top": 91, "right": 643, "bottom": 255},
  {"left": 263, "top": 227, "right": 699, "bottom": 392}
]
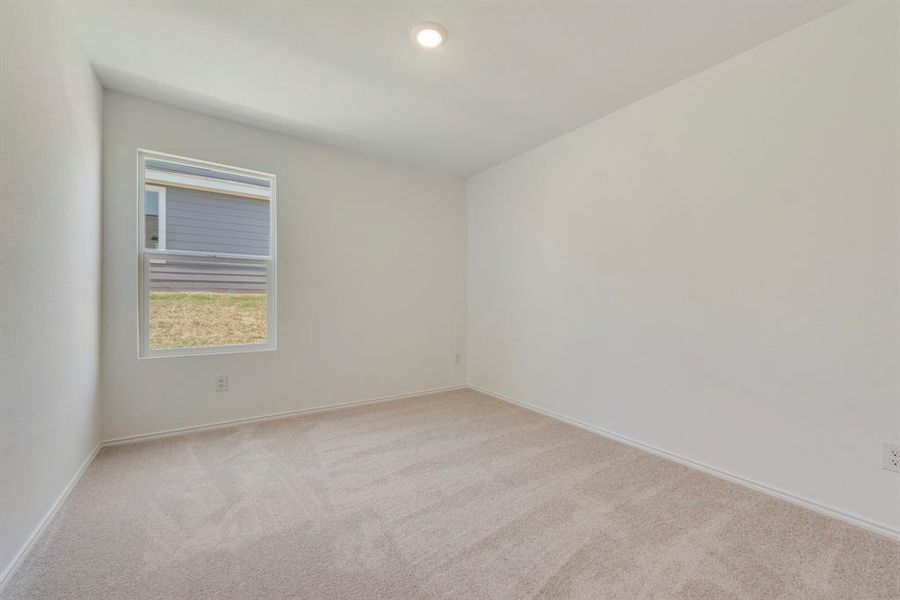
[{"left": 215, "top": 375, "right": 228, "bottom": 392}]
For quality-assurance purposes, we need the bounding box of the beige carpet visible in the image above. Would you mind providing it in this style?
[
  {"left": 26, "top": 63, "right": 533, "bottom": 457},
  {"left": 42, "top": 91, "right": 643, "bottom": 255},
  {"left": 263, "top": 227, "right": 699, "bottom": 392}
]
[{"left": 4, "top": 389, "right": 898, "bottom": 599}]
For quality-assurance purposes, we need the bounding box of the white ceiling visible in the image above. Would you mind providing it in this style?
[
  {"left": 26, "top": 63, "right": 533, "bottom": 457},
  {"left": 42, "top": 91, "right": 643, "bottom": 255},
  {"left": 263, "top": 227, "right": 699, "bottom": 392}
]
[{"left": 64, "top": 1, "right": 847, "bottom": 176}]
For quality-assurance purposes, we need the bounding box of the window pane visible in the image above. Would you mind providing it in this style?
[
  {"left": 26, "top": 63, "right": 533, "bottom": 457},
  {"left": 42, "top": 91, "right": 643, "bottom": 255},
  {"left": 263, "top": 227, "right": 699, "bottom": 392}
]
[
  {"left": 164, "top": 188, "right": 270, "bottom": 256},
  {"left": 144, "top": 158, "right": 271, "bottom": 257},
  {"left": 145, "top": 190, "right": 160, "bottom": 249},
  {"left": 147, "top": 258, "right": 268, "bottom": 350},
  {"left": 145, "top": 190, "right": 159, "bottom": 215}
]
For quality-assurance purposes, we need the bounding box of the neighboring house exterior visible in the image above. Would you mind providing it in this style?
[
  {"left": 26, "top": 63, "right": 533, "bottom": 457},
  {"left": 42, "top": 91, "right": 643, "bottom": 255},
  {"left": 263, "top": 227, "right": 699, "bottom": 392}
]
[{"left": 145, "top": 160, "right": 271, "bottom": 293}]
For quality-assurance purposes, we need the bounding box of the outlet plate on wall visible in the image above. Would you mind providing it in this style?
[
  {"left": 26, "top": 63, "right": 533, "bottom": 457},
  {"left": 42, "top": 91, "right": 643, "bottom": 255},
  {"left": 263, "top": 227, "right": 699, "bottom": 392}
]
[
  {"left": 883, "top": 443, "right": 900, "bottom": 473},
  {"left": 215, "top": 375, "right": 228, "bottom": 392}
]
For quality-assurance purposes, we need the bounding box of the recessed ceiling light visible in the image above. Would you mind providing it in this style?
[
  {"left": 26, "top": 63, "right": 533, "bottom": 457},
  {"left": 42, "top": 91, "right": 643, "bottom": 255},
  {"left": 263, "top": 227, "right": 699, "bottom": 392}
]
[{"left": 413, "top": 22, "right": 447, "bottom": 49}]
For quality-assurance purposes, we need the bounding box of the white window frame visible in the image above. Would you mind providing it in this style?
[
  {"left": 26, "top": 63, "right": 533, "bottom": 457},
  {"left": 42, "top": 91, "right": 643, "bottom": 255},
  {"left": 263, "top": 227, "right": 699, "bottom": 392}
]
[{"left": 137, "top": 149, "right": 277, "bottom": 358}]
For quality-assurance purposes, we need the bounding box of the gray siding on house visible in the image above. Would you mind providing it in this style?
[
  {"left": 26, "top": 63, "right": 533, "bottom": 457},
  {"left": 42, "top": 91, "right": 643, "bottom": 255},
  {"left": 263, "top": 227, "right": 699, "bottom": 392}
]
[
  {"left": 149, "top": 260, "right": 266, "bottom": 293},
  {"left": 166, "top": 188, "right": 270, "bottom": 256},
  {"left": 148, "top": 186, "right": 270, "bottom": 293}
]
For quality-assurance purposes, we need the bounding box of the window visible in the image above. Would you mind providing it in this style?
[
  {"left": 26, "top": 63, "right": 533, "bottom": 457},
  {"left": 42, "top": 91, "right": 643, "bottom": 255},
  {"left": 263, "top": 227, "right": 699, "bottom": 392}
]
[
  {"left": 144, "top": 185, "right": 166, "bottom": 249},
  {"left": 138, "top": 150, "right": 276, "bottom": 357}
]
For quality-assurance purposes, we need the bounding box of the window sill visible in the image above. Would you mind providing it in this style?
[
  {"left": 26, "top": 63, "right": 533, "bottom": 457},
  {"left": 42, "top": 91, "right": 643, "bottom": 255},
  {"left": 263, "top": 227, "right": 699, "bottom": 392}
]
[{"left": 138, "top": 343, "right": 276, "bottom": 360}]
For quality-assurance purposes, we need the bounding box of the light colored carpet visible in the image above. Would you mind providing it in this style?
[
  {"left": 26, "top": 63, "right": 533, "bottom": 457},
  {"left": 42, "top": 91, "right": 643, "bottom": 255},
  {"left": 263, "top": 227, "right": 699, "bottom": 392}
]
[{"left": 3, "top": 388, "right": 898, "bottom": 599}]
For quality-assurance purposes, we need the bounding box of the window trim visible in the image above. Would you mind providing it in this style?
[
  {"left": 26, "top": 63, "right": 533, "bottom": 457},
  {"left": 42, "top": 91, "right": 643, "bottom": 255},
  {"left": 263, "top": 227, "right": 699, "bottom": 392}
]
[
  {"left": 145, "top": 167, "right": 271, "bottom": 200},
  {"left": 137, "top": 149, "right": 277, "bottom": 359}
]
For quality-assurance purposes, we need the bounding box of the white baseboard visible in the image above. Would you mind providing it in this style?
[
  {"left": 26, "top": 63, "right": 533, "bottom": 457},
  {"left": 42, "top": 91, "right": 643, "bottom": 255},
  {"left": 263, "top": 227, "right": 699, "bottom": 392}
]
[
  {"left": 469, "top": 384, "right": 900, "bottom": 542},
  {"left": 0, "top": 443, "right": 101, "bottom": 594},
  {"left": 101, "top": 384, "right": 469, "bottom": 446},
  {"left": 5, "top": 382, "right": 893, "bottom": 595}
]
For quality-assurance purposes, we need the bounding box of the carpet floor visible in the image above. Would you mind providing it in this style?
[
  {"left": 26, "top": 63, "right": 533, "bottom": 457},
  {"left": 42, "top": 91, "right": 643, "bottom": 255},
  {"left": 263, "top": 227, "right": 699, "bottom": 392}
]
[{"left": 4, "top": 388, "right": 898, "bottom": 599}]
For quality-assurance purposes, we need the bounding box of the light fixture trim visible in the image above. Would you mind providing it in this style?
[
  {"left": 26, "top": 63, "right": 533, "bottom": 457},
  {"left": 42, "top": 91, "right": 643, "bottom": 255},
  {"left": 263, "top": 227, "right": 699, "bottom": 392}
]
[{"left": 413, "top": 21, "right": 447, "bottom": 49}]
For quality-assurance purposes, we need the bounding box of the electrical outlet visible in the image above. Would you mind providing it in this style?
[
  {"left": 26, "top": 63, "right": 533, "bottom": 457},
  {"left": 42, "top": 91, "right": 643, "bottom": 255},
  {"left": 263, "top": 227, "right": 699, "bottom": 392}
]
[
  {"left": 454, "top": 353, "right": 461, "bottom": 365},
  {"left": 215, "top": 375, "right": 228, "bottom": 392},
  {"left": 883, "top": 443, "right": 900, "bottom": 473}
]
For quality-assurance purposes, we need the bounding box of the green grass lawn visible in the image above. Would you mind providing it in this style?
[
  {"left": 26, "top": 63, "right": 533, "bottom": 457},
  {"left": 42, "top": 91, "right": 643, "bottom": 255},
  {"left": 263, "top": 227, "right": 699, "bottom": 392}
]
[{"left": 149, "top": 292, "right": 267, "bottom": 350}]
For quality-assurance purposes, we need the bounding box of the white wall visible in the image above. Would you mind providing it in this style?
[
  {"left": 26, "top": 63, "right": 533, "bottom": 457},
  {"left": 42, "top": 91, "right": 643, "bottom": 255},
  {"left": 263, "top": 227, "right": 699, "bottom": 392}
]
[
  {"left": 102, "top": 92, "right": 467, "bottom": 440},
  {"left": 0, "top": 0, "right": 103, "bottom": 580},
  {"left": 468, "top": 0, "right": 900, "bottom": 534}
]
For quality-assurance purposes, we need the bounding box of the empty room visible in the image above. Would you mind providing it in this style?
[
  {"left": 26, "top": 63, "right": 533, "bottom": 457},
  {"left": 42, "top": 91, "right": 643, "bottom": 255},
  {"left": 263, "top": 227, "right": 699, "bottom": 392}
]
[{"left": 1, "top": 0, "right": 898, "bottom": 598}]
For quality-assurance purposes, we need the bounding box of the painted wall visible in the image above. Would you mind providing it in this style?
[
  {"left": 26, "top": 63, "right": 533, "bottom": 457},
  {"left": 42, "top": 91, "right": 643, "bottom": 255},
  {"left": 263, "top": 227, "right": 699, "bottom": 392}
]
[
  {"left": 102, "top": 92, "right": 467, "bottom": 440},
  {"left": 468, "top": 1, "right": 900, "bottom": 533},
  {"left": 0, "top": 1, "right": 103, "bottom": 580}
]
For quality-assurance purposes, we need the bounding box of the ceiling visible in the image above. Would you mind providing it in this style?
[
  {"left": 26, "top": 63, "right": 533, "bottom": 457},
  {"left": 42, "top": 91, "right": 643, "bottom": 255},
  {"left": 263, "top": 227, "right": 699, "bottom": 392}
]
[{"left": 64, "top": 1, "right": 847, "bottom": 176}]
